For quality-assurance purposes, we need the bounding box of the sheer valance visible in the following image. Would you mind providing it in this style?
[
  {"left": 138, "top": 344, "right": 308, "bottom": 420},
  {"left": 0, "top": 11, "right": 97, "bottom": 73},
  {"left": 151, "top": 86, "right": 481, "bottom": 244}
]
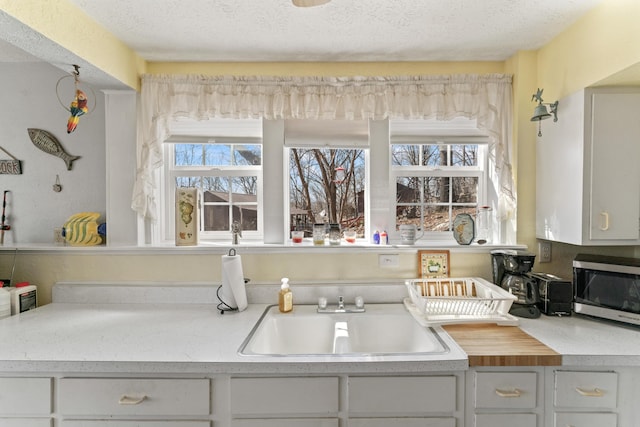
[{"left": 133, "top": 74, "right": 515, "bottom": 222}]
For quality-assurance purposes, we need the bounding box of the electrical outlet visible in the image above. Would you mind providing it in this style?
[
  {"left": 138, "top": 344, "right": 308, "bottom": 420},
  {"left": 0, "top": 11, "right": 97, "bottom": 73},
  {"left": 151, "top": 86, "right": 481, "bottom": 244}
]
[
  {"left": 538, "top": 241, "right": 551, "bottom": 263},
  {"left": 379, "top": 254, "right": 399, "bottom": 268}
]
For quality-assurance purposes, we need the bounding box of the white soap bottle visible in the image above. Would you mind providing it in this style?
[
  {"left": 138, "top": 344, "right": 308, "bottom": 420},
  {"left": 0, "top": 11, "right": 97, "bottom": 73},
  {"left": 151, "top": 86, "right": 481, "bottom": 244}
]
[{"left": 278, "top": 277, "right": 293, "bottom": 313}]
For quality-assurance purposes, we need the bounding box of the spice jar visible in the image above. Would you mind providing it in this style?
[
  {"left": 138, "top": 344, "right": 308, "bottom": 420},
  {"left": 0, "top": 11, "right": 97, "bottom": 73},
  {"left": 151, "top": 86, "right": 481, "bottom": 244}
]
[
  {"left": 328, "top": 223, "right": 341, "bottom": 245},
  {"left": 313, "top": 223, "right": 326, "bottom": 246}
]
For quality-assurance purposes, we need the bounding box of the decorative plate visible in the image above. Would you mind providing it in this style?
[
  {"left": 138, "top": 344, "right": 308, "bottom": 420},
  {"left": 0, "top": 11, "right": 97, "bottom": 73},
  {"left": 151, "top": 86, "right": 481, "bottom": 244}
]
[{"left": 453, "top": 213, "right": 475, "bottom": 245}]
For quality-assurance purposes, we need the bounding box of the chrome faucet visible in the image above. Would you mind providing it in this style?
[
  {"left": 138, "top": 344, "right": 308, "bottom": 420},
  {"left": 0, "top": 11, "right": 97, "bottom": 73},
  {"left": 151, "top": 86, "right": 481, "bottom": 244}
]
[
  {"left": 231, "top": 221, "right": 242, "bottom": 245},
  {"left": 318, "top": 295, "right": 365, "bottom": 313}
]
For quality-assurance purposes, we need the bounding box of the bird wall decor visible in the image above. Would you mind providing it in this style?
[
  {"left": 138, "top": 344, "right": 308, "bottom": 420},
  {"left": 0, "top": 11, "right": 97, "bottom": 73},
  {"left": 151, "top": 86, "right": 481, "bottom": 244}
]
[
  {"left": 55, "top": 65, "right": 94, "bottom": 134},
  {"left": 67, "top": 89, "right": 88, "bottom": 133}
]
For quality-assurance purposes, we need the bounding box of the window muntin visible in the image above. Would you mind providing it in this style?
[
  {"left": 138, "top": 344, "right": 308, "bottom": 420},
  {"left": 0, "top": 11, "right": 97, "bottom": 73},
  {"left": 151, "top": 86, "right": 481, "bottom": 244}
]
[{"left": 392, "top": 143, "right": 485, "bottom": 237}]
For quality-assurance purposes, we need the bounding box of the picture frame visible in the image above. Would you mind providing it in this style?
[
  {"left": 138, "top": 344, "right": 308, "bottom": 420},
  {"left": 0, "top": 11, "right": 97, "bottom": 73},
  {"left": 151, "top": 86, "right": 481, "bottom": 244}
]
[{"left": 418, "top": 250, "right": 450, "bottom": 278}]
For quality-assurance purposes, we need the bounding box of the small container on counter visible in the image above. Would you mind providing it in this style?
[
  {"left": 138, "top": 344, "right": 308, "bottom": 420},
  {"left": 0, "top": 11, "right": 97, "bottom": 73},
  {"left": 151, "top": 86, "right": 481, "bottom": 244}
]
[
  {"left": 7, "top": 282, "right": 37, "bottom": 315},
  {"left": 0, "top": 287, "right": 10, "bottom": 319}
]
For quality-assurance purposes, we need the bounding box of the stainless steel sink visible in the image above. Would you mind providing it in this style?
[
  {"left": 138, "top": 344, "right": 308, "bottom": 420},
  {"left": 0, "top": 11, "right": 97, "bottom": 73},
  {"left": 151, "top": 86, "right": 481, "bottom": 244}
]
[{"left": 238, "top": 303, "right": 449, "bottom": 356}]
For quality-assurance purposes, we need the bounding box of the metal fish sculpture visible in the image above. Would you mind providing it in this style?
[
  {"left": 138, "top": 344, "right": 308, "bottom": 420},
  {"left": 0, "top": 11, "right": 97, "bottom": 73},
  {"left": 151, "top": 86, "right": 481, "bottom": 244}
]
[{"left": 27, "top": 128, "right": 81, "bottom": 171}]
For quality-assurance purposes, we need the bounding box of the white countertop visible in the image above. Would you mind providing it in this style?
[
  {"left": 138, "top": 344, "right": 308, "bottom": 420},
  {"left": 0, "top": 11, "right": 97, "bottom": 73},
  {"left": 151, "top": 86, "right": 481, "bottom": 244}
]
[
  {"left": 1, "top": 282, "right": 640, "bottom": 374},
  {"left": 0, "top": 299, "right": 467, "bottom": 374}
]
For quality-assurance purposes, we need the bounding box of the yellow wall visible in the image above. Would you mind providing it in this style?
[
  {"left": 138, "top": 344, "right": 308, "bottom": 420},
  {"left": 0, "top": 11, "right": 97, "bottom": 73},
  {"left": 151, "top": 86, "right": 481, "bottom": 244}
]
[
  {"left": 147, "top": 61, "right": 504, "bottom": 76},
  {"left": 0, "top": 0, "right": 144, "bottom": 89},
  {"left": 537, "top": 0, "right": 640, "bottom": 98}
]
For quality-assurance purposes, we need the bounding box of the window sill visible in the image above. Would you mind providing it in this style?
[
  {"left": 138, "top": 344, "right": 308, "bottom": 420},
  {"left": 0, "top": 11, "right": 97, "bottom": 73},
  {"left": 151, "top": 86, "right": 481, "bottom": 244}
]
[{"left": 0, "top": 242, "right": 527, "bottom": 255}]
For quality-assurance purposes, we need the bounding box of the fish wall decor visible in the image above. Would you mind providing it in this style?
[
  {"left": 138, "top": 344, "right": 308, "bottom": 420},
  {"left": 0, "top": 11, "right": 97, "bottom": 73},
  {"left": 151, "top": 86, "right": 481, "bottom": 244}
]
[{"left": 27, "top": 128, "right": 81, "bottom": 171}]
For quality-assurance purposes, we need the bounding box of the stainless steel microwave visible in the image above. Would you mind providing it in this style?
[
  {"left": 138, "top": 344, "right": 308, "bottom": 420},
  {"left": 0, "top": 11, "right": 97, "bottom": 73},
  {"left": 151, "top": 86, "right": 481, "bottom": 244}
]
[{"left": 573, "top": 254, "right": 640, "bottom": 326}]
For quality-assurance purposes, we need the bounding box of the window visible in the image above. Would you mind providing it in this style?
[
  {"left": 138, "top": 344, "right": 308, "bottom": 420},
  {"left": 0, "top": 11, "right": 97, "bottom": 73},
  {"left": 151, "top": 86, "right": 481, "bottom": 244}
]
[
  {"left": 164, "top": 137, "right": 263, "bottom": 241},
  {"left": 391, "top": 142, "right": 486, "bottom": 237},
  {"left": 159, "top": 117, "right": 503, "bottom": 245},
  {"left": 288, "top": 147, "right": 366, "bottom": 238}
]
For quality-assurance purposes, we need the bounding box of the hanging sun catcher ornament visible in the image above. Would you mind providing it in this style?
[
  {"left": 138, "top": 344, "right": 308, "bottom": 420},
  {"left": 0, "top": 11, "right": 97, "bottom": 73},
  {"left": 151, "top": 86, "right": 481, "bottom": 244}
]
[{"left": 55, "top": 65, "right": 96, "bottom": 134}]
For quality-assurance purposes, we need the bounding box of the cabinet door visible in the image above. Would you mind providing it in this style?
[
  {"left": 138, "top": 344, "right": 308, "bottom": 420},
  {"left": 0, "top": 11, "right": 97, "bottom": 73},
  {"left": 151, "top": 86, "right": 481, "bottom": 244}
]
[
  {"left": 58, "top": 378, "right": 210, "bottom": 417},
  {"left": 474, "top": 372, "right": 537, "bottom": 409},
  {"left": 231, "top": 377, "right": 338, "bottom": 416},
  {"left": 62, "top": 422, "right": 210, "bottom": 427},
  {"left": 349, "top": 418, "right": 455, "bottom": 427},
  {"left": 475, "top": 413, "right": 536, "bottom": 427},
  {"left": 0, "top": 420, "right": 51, "bottom": 427},
  {"left": 0, "top": 377, "right": 51, "bottom": 416},
  {"left": 554, "top": 371, "right": 618, "bottom": 409},
  {"left": 554, "top": 412, "right": 617, "bottom": 427},
  {"left": 348, "top": 376, "right": 457, "bottom": 415},
  {"left": 232, "top": 420, "right": 338, "bottom": 427},
  {"left": 589, "top": 92, "right": 640, "bottom": 241}
]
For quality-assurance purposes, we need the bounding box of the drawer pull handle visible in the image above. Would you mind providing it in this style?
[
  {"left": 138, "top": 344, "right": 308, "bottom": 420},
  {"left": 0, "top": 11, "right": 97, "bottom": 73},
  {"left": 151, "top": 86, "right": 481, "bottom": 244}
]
[
  {"left": 600, "top": 212, "right": 610, "bottom": 231},
  {"left": 575, "top": 387, "right": 604, "bottom": 397},
  {"left": 495, "top": 388, "right": 521, "bottom": 398},
  {"left": 119, "top": 394, "right": 147, "bottom": 405}
]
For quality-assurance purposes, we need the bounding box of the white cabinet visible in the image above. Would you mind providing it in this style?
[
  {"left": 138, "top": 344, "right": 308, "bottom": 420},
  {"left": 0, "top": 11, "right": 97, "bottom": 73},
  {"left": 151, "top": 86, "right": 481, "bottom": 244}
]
[
  {"left": 0, "top": 377, "right": 52, "bottom": 427},
  {"left": 58, "top": 377, "right": 210, "bottom": 425},
  {"left": 349, "top": 375, "right": 459, "bottom": 426},
  {"left": 230, "top": 375, "right": 461, "bottom": 427},
  {"left": 550, "top": 370, "right": 619, "bottom": 427},
  {"left": 536, "top": 87, "right": 640, "bottom": 245},
  {"left": 466, "top": 368, "right": 543, "bottom": 427},
  {"left": 230, "top": 377, "right": 339, "bottom": 426}
]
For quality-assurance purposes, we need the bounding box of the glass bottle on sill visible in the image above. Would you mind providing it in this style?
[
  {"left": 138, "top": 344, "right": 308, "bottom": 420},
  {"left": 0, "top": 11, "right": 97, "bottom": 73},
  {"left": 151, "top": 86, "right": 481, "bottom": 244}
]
[{"left": 476, "top": 206, "right": 493, "bottom": 245}]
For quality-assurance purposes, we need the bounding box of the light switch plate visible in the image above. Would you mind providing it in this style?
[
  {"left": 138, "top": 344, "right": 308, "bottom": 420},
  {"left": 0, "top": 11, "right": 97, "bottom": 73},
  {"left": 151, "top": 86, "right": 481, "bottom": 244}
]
[{"left": 538, "top": 241, "right": 551, "bottom": 263}]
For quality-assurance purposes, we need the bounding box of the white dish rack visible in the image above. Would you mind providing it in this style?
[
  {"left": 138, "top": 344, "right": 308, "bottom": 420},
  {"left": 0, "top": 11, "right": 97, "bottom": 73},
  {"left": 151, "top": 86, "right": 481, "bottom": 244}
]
[{"left": 404, "top": 277, "right": 519, "bottom": 326}]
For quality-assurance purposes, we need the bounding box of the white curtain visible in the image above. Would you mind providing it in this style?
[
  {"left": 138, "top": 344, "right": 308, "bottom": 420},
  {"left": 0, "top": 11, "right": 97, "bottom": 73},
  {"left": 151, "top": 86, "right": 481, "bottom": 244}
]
[{"left": 133, "top": 73, "right": 515, "bottom": 221}]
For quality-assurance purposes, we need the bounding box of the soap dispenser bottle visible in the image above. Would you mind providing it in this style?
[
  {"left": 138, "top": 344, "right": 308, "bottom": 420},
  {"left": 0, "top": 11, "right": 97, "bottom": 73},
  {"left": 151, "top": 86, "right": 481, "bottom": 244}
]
[{"left": 279, "top": 277, "right": 293, "bottom": 313}]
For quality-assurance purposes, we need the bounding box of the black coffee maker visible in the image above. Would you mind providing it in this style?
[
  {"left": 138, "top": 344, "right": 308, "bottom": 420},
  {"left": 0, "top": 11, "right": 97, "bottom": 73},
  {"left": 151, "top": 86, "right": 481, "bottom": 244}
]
[{"left": 491, "top": 250, "right": 541, "bottom": 318}]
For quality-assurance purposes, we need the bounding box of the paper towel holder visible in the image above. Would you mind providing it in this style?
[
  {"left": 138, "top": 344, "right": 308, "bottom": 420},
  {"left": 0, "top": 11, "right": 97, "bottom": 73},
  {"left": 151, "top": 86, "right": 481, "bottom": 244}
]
[{"left": 217, "top": 248, "right": 250, "bottom": 314}]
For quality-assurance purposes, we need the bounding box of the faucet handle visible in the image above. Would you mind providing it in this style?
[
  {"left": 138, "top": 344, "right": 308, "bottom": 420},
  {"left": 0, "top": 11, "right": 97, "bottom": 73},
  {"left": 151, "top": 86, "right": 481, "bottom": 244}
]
[
  {"left": 355, "top": 296, "right": 364, "bottom": 309},
  {"left": 318, "top": 297, "right": 327, "bottom": 309}
]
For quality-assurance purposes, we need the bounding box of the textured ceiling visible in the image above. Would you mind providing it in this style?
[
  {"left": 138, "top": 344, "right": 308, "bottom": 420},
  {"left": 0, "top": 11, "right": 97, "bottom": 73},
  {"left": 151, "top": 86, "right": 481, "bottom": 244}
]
[
  {"left": 64, "top": 0, "right": 604, "bottom": 62},
  {"left": 0, "top": 0, "right": 606, "bottom": 89}
]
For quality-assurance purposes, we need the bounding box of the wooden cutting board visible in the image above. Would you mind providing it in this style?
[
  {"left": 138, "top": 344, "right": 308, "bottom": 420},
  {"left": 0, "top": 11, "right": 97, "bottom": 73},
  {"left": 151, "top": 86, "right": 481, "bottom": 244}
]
[{"left": 443, "top": 323, "right": 561, "bottom": 367}]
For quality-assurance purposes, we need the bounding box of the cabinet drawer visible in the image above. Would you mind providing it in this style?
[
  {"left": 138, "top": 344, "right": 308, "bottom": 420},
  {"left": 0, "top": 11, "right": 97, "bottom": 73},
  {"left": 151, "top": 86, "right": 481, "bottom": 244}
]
[
  {"left": 349, "top": 418, "right": 456, "bottom": 427},
  {"left": 0, "top": 377, "right": 51, "bottom": 415},
  {"left": 474, "top": 372, "right": 537, "bottom": 409},
  {"left": 0, "top": 420, "right": 51, "bottom": 427},
  {"left": 554, "top": 371, "right": 618, "bottom": 409},
  {"left": 231, "top": 377, "right": 338, "bottom": 415},
  {"left": 62, "top": 423, "right": 209, "bottom": 427},
  {"left": 58, "top": 378, "right": 210, "bottom": 416},
  {"left": 554, "top": 412, "right": 617, "bottom": 427},
  {"left": 475, "top": 413, "right": 536, "bottom": 427},
  {"left": 348, "top": 376, "right": 457, "bottom": 414},
  {"left": 233, "top": 420, "right": 338, "bottom": 427}
]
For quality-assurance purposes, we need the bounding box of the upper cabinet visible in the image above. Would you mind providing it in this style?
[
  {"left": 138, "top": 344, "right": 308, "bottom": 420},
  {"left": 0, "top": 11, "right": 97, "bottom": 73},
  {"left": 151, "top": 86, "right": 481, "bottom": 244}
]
[{"left": 536, "top": 87, "right": 640, "bottom": 245}]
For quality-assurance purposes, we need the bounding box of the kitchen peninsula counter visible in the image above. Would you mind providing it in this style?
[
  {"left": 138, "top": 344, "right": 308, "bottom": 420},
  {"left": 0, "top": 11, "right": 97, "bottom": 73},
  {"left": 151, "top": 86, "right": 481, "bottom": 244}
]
[{"left": 1, "top": 282, "right": 640, "bottom": 373}]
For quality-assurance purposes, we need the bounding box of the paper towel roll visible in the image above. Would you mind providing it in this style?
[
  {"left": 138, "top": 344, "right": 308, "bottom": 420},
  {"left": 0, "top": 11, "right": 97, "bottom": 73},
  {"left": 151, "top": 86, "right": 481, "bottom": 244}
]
[{"left": 221, "top": 254, "right": 247, "bottom": 311}]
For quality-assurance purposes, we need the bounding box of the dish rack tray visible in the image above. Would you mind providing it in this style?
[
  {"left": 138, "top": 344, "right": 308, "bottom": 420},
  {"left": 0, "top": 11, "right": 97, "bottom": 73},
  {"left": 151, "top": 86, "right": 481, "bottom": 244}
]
[{"left": 404, "top": 277, "right": 519, "bottom": 326}]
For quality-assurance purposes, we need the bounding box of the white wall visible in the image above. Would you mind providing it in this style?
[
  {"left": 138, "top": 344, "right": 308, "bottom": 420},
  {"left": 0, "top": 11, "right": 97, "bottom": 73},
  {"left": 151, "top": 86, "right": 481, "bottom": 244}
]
[{"left": 0, "top": 63, "right": 107, "bottom": 244}]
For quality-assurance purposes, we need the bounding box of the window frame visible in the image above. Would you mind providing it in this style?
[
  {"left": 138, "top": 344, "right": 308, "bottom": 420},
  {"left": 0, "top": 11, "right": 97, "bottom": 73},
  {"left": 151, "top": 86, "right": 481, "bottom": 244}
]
[
  {"left": 157, "top": 118, "right": 504, "bottom": 246},
  {"left": 163, "top": 136, "right": 264, "bottom": 242},
  {"left": 388, "top": 136, "right": 490, "bottom": 243}
]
